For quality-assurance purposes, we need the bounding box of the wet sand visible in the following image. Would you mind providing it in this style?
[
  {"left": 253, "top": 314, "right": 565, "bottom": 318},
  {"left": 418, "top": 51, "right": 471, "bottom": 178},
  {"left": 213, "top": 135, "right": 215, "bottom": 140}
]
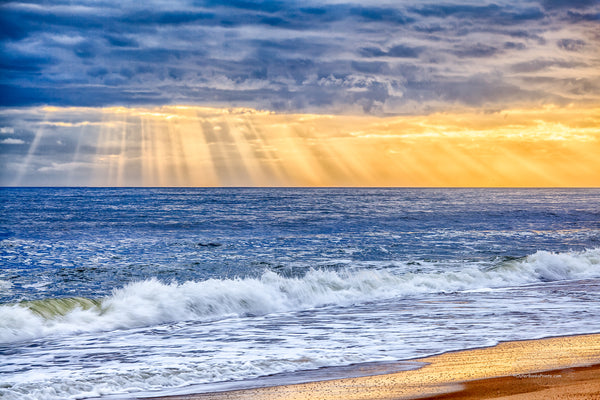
[{"left": 145, "top": 333, "right": 600, "bottom": 400}]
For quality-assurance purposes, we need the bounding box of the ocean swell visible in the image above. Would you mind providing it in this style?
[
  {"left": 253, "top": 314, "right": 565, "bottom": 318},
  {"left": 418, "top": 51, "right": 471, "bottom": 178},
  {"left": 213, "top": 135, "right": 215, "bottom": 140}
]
[{"left": 1, "top": 248, "right": 599, "bottom": 343}]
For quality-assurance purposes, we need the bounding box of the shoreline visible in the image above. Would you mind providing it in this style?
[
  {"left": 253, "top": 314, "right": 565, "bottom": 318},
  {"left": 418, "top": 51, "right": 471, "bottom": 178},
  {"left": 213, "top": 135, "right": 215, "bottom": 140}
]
[{"left": 141, "top": 333, "right": 600, "bottom": 400}]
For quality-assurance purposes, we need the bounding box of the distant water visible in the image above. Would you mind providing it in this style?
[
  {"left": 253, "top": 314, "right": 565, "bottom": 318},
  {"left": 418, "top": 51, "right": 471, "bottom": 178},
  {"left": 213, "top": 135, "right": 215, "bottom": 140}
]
[{"left": 1, "top": 188, "right": 600, "bottom": 400}]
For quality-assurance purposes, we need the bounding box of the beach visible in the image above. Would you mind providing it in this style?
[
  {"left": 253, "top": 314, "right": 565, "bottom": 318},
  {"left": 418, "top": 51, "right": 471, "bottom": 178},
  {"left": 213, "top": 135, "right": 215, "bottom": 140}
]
[
  {"left": 3, "top": 0, "right": 600, "bottom": 395},
  {"left": 147, "top": 334, "right": 600, "bottom": 400}
]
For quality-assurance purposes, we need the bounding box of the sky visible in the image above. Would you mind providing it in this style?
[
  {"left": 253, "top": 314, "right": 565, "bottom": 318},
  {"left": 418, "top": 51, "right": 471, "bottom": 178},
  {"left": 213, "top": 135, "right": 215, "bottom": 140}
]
[{"left": 1, "top": 0, "right": 599, "bottom": 186}]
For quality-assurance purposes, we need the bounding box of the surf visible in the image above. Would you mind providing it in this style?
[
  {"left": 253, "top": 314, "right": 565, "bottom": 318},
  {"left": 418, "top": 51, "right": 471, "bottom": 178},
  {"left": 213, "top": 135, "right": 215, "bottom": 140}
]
[{"left": 1, "top": 247, "right": 598, "bottom": 343}]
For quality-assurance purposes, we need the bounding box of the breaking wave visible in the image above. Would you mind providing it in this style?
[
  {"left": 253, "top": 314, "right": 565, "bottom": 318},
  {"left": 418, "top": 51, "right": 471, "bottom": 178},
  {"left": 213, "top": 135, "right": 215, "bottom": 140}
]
[{"left": 1, "top": 248, "right": 599, "bottom": 343}]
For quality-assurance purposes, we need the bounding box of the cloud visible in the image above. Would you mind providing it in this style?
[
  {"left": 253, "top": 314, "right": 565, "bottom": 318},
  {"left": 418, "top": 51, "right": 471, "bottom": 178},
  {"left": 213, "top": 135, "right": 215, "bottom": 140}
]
[
  {"left": 1, "top": 138, "right": 25, "bottom": 144},
  {"left": 360, "top": 45, "right": 423, "bottom": 58},
  {"left": 565, "top": 10, "right": 600, "bottom": 22},
  {"left": 37, "top": 161, "right": 94, "bottom": 173},
  {"left": 0, "top": 0, "right": 598, "bottom": 113},
  {"left": 105, "top": 34, "right": 139, "bottom": 48},
  {"left": 452, "top": 43, "right": 501, "bottom": 58},
  {"left": 541, "top": 0, "right": 599, "bottom": 9},
  {"left": 510, "top": 59, "right": 586, "bottom": 73},
  {"left": 504, "top": 41, "right": 527, "bottom": 50},
  {"left": 0, "top": 127, "right": 15, "bottom": 134},
  {"left": 409, "top": 3, "right": 545, "bottom": 25},
  {"left": 0, "top": 54, "right": 55, "bottom": 74},
  {"left": 556, "top": 38, "right": 586, "bottom": 51}
]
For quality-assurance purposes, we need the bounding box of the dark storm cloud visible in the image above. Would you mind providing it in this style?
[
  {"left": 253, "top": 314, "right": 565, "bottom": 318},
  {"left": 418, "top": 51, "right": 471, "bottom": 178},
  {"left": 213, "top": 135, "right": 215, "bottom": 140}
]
[
  {"left": 565, "top": 10, "right": 600, "bottom": 22},
  {"left": 0, "top": 84, "right": 166, "bottom": 107},
  {"left": 556, "top": 38, "right": 586, "bottom": 51},
  {"left": 105, "top": 35, "right": 139, "bottom": 48},
  {"left": 503, "top": 42, "right": 527, "bottom": 50},
  {"left": 0, "top": 0, "right": 599, "bottom": 113},
  {"left": 0, "top": 53, "right": 54, "bottom": 73},
  {"left": 432, "top": 77, "right": 557, "bottom": 106},
  {"left": 360, "top": 45, "right": 423, "bottom": 59},
  {"left": 510, "top": 59, "right": 587, "bottom": 73},
  {"left": 541, "top": 0, "right": 599, "bottom": 9},
  {"left": 0, "top": 11, "right": 30, "bottom": 40},
  {"left": 452, "top": 44, "right": 501, "bottom": 58}
]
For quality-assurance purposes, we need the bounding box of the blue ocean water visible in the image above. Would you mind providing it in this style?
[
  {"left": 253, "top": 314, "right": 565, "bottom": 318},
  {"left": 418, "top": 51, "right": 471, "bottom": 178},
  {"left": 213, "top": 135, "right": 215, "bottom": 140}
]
[{"left": 1, "top": 188, "right": 600, "bottom": 399}]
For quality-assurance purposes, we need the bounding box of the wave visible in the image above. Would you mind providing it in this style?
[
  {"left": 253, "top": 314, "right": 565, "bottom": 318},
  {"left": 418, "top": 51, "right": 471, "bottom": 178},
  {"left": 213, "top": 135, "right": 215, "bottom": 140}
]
[
  {"left": 1, "top": 248, "right": 599, "bottom": 343},
  {"left": 0, "top": 279, "right": 12, "bottom": 291}
]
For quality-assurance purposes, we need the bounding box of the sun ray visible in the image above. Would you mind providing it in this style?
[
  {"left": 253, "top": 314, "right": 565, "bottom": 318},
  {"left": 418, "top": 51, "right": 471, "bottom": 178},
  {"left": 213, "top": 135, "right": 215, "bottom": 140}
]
[
  {"left": 240, "top": 117, "right": 290, "bottom": 186},
  {"left": 149, "top": 116, "right": 165, "bottom": 186},
  {"left": 166, "top": 114, "right": 190, "bottom": 187},
  {"left": 116, "top": 111, "right": 129, "bottom": 187},
  {"left": 179, "top": 108, "right": 219, "bottom": 186},
  {"left": 228, "top": 117, "right": 271, "bottom": 186},
  {"left": 19, "top": 104, "right": 599, "bottom": 188},
  {"left": 140, "top": 113, "right": 150, "bottom": 186},
  {"left": 92, "top": 108, "right": 113, "bottom": 186},
  {"left": 13, "top": 111, "right": 49, "bottom": 186}
]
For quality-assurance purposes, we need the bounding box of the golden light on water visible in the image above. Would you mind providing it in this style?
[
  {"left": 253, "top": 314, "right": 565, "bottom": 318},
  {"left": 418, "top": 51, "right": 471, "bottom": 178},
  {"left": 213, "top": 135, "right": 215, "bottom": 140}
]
[{"left": 28, "top": 104, "right": 600, "bottom": 187}]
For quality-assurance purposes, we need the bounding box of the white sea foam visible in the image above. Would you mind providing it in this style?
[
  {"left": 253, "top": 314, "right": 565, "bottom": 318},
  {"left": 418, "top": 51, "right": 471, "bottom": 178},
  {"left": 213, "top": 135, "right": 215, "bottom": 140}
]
[
  {"left": 1, "top": 248, "right": 599, "bottom": 344},
  {"left": 0, "top": 279, "right": 13, "bottom": 291}
]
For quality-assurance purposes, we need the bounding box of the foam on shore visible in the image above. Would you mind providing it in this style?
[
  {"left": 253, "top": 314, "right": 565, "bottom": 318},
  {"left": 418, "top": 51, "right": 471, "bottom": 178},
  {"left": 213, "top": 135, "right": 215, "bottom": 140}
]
[{"left": 144, "top": 333, "right": 600, "bottom": 400}]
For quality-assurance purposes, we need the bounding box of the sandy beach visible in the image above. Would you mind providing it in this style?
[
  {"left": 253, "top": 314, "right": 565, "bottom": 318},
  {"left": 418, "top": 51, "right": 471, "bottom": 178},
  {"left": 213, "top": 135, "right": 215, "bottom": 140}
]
[{"left": 145, "top": 333, "right": 600, "bottom": 400}]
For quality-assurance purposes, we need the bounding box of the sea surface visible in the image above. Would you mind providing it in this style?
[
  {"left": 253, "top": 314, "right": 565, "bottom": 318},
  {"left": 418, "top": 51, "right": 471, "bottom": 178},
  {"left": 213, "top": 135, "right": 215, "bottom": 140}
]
[{"left": 1, "top": 187, "right": 600, "bottom": 400}]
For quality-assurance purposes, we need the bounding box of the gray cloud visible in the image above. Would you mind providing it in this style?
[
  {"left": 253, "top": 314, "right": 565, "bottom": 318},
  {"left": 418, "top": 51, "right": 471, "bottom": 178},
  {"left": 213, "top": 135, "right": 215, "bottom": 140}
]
[
  {"left": 541, "top": 0, "right": 599, "bottom": 9},
  {"left": 510, "top": 59, "right": 586, "bottom": 73},
  {"left": 565, "top": 10, "right": 600, "bottom": 22},
  {"left": 452, "top": 43, "right": 501, "bottom": 58},
  {"left": 360, "top": 45, "right": 423, "bottom": 58},
  {"left": 557, "top": 38, "right": 586, "bottom": 51}
]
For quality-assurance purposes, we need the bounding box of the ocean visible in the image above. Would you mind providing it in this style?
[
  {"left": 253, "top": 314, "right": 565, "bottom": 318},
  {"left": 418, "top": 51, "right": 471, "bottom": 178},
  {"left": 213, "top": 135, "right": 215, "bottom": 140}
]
[{"left": 1, "top": 187, "right": 599, "bottom": 399}]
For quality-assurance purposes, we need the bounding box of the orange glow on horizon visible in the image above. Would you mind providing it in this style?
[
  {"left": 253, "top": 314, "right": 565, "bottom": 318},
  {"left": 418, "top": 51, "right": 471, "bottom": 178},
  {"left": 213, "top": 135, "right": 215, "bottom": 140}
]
[{"left": 30, "top": 104, "right": 600, "bottom": 187}]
